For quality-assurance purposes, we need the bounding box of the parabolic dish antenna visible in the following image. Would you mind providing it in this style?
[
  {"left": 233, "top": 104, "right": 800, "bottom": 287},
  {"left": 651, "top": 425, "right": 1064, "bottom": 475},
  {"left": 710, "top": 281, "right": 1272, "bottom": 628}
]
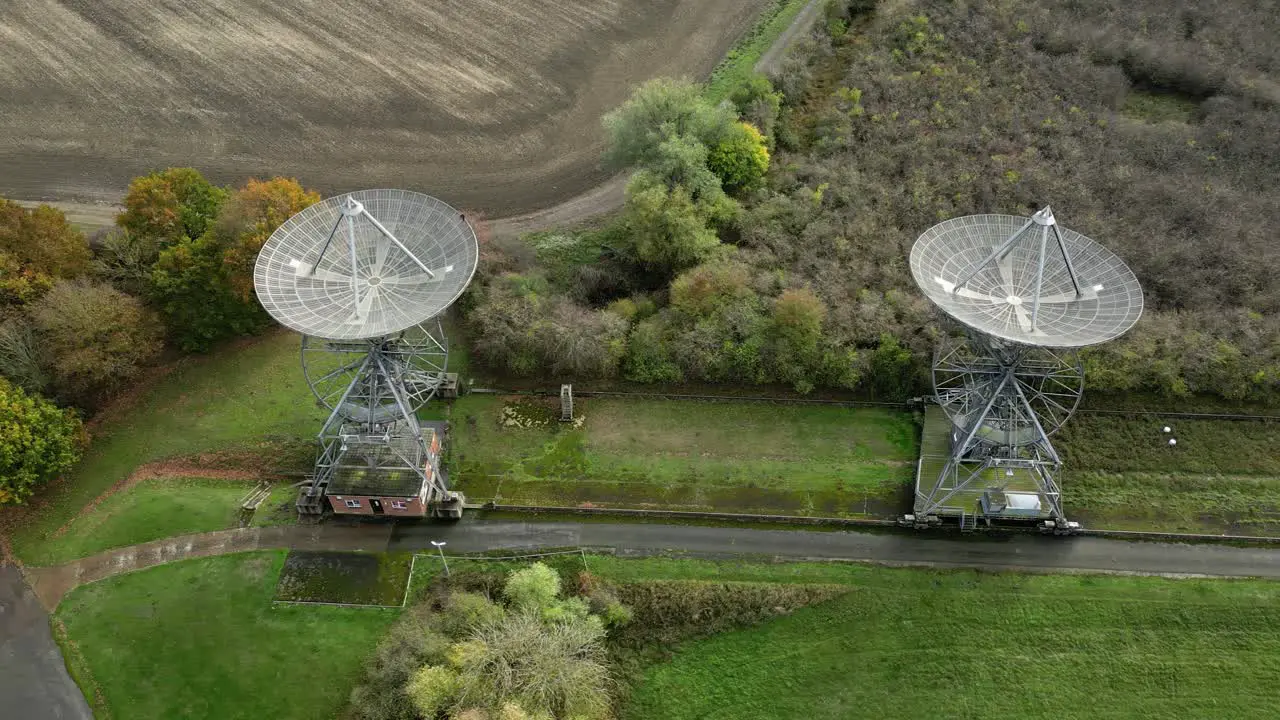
[
  {"left": 254, "top": 189, "right": 479, "bottom": 340},
  {"left": 909, "top": 207, "right": 1143, "bottom": 347}
]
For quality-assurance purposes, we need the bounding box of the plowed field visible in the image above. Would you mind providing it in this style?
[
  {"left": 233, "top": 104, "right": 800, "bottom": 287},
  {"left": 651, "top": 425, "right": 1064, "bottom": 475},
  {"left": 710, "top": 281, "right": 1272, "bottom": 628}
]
[{"left": 0, "top": 0, "right": 770, "bottom": 213}]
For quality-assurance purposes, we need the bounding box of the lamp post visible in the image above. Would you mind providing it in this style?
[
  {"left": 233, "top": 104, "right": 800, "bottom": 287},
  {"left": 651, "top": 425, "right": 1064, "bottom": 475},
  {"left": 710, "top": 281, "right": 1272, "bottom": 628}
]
[{"left": 430, "top": 540, "right": 449, "bottom": 577}]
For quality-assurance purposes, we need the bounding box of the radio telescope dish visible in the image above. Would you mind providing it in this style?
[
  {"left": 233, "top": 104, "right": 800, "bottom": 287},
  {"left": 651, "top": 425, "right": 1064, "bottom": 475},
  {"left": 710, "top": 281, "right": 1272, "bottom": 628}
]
[
  {"left": 253, "top": 189, "right": 479, "bottom": 341},
  {"left": 909, "top": 207, "right": 1143, "bottom": 347}
]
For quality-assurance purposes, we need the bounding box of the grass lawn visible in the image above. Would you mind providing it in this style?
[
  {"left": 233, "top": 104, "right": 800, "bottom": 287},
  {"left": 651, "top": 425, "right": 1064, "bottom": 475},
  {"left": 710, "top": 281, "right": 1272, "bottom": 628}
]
[
  {"left": 28, "top": 477, "right": 297, "bottom": 566},
  {"left": 612, "top": 558, "right": 1280, "bottom": 720},
  {"left": 56, "top": 551, "right": 396, "bottom": 720},
  {"left": 449, "top": 395, "right": 918, "bottom": 516},
  {"left": 1056, "top": 415, "right": 1280, "bottom": 534},
  {"left": 10, "top": 331, "right": 325, "bottom": 563}
]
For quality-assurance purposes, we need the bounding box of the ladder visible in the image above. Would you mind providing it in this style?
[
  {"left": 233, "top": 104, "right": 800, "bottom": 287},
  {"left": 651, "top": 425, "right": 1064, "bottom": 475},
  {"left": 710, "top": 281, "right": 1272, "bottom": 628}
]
[{"left": 560, "top": 384, "right": 574, "bottom": 422}]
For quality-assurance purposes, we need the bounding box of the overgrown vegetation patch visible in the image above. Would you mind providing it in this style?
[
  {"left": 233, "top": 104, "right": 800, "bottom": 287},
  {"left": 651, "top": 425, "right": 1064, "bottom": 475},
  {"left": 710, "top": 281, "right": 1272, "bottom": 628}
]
[
  {"left": 275, "top": 551, "right": 413, "bottom": 606},
  {"left": 1122, "top": 88, "right": 1201, "bottom": 123}
]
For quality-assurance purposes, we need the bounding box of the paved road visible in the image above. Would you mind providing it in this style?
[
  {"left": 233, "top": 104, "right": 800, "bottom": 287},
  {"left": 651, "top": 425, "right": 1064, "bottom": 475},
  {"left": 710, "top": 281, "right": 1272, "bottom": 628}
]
[
  {"left": 392, "top": 519, "right": 1280, "bottom": 578},
  {"left": 0, "top": 565, "right": 92, "bottom": 720}
]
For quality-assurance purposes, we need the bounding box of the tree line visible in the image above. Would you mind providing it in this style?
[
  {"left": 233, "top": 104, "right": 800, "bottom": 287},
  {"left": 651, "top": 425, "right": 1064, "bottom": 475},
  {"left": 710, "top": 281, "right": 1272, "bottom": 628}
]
[{"left": 0, "top": 171, "right": 317, "bottom": 503}]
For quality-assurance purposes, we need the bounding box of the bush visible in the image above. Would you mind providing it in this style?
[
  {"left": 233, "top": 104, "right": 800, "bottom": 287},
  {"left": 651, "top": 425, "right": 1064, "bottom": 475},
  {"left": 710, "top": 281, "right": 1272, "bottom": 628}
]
[
  {"left": 0, "top": 319, "right": 49, "bottom": 393},
  {"left": 453, "top": 611, "right": 611, "bottom": 720},
  {"left": 407, "top": 665, "right": 461, "bottom": 717},
  {"left": 608, "top": 580, "right": 848, "bottom": 653},
  {"left": 28, "top": 279, "right": 163, "bottom": 407},
  {"left": 504, "top": 563, "right": 561, "bottom": 613},
  {"left": 706, "top": 122, "right": 771, "bottom": 194},
  {"left": 669, "top": 260, "right": 755, "bottom": 317},
  {"left": 439, "top": 592, "right": 506, "bottom": 639},
  {"left": 0, "top": 378, "right": 84, "bottom": 504},
  {"left": 349, "top": 605, "right": 452, "bottom": 720},
  {"left": 91, "top": 229, "right": 161, "bottom": 297},
  {"left": 467, "top": 275, "right": 628, "bottom": 379}
]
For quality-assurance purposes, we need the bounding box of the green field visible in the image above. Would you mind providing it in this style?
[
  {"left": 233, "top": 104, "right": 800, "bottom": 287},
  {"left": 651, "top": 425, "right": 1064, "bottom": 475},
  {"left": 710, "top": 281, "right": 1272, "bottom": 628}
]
[
  {"left": 1056, "top": 415, "right": 1280, "bottom": 534},
  {"left": 10, "top": 331, "right": 325, "bottom": 563},
  {"left": 27, "top": 477, "right": 296, "bottom": 566},
  {"left": 616, "top": 559, "right": 1280, "bottom": 720},
  {"left": 449, "top": 395, "right": 918, "bottom": 516},
  {"left": 56, "top": 551, "right": 396, "bottom": 720},
  {"left": 54, "top": 553, "right": 1280, "bottom": 719}
]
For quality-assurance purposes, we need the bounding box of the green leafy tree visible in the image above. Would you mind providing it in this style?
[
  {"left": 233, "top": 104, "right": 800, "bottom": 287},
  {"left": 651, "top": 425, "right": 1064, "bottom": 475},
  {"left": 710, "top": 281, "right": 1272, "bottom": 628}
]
[
  {"left": 766, "top": 288, "right": 829, "bottom": 393},
  {"left": 117, "top": 168, "right": 227, "bottom": 245},
  {"left": 707, "top": 122, "right": 770, "bottom": 194},
  {"left": 603, "top": 77, "right": 737, "bottom": 169},
  {"left": 147, "top": 177, "right": 318, "bottom": 352},
  {"left": 29, "top": 279, "right": 164, "bottom": 407},
  {"left": 622, "top": 316, "right": 683, "bottom": 384},
  {"left": 622, "top": 173, "right": 734, "bottom": 275},
  {"left": 862, "top": 333, "right": 922, "bottom": 399},
  {"left": 644, "top": 133, "right": 728, "bottom": 203},
  {"left": 0, "top": 378, "right": 84, "bottom": 504},
  {"left": 150, "top": 234, "right": 268, "bottom": 352}
]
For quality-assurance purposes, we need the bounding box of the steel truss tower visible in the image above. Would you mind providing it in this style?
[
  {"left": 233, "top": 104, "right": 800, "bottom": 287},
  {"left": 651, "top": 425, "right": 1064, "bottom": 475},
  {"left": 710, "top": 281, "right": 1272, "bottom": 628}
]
[
  {"left": 299, "top": 319, "right": 458, "bottom": 515},
  {"left": 919, "top": 333, "right": 1083, "bottom": 521}
]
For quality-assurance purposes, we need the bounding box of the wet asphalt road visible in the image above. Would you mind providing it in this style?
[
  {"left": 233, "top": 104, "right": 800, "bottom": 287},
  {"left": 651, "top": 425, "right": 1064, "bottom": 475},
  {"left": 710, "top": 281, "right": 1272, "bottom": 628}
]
[
  {"left": 390, "top": 519, "right": 1280, "bottom": 578},
  {"left": 0, "top": 565, "right": 92, "bottom": 720}
]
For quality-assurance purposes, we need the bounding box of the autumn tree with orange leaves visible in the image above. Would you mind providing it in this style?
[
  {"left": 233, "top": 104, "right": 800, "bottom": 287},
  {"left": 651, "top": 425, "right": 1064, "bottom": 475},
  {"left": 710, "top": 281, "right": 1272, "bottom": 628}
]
[{"left": 148, "top": 175, "right": 318, "bottom": 351}]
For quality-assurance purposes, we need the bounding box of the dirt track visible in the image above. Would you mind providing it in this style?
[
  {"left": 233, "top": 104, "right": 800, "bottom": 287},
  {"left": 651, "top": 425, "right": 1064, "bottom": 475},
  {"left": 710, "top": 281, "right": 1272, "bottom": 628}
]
[{"left": 0, "top": 0, "right": 770, "bottom": 215}]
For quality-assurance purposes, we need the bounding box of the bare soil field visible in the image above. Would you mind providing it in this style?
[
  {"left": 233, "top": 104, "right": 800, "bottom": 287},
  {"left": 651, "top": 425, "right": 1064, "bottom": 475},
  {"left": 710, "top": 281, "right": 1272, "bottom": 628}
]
[{"left": 0, "top": 0, "right": 770, "bottom": 214}]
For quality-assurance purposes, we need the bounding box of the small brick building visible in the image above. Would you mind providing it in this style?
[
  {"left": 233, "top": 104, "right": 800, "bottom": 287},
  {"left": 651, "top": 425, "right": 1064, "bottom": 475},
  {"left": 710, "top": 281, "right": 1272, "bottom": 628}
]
[{"left": 326, "top": 425, "right": 443, "bottom": 517}]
